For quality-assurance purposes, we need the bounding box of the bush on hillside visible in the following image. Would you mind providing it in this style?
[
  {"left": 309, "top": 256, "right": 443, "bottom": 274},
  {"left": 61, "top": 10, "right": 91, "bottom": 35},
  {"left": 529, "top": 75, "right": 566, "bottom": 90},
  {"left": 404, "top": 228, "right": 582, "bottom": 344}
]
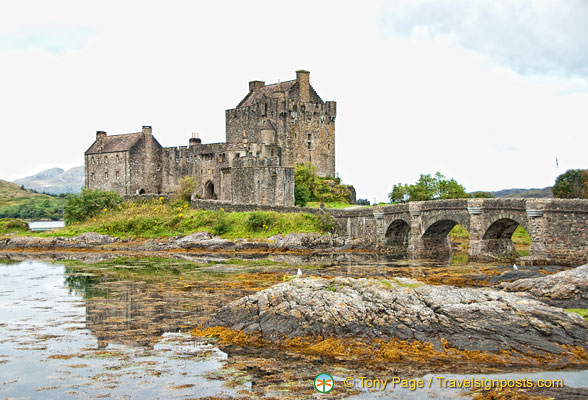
[
  {"left": 64, "top": 188, "right": 123, "bottom": 225},
  {"left": 294, "top": 163, "right": 353, "bottom": 206}
]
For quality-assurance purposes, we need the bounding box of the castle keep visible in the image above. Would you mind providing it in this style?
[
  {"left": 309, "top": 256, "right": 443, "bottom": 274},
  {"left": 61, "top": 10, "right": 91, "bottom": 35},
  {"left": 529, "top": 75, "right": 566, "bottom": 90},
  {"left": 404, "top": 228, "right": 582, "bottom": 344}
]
[{"left": 85, "top": 70, "right": 336, "bottom": 206}]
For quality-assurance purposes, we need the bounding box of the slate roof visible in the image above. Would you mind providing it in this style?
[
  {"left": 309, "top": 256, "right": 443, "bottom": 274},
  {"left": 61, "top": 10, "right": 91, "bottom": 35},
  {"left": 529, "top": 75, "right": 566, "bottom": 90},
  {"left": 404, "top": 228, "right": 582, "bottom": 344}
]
[
  {"left": 237, "top": 80, "right": 297, "bottom": 108},
  {"left": 85, "top": 132, "right": 143, "bottom": 155}
]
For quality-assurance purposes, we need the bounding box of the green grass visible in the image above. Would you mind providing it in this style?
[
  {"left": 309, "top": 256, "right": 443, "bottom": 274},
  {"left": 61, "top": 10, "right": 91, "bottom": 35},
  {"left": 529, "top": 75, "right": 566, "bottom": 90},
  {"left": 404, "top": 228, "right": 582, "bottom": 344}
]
[
  {"left": 44, "top": 199, "right": 334, "bottom": 239},
  {"left": 306, "top": 201, "right": 354, "bottom": 209},
  {"left": 0, "top": 218, "right": 29, "bottom": 234},
  {"left": 566, "top": 309, "right": 588, "bottom": 321}
]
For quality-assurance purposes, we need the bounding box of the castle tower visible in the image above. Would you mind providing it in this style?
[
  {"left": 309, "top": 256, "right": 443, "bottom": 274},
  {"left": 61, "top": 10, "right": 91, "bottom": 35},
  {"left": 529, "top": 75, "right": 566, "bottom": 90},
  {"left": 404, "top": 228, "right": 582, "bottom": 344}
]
[{"left": 226, "top": 70, "right": 336, "bottom": 177}]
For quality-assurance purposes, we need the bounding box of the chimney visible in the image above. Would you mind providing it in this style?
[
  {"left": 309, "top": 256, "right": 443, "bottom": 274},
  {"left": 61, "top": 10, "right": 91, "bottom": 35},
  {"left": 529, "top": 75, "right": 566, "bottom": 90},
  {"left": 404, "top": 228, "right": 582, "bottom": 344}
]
[
  {"left": 249, "top": 80, "right": 265, "bottom": 93},
  {"left": 142, "top": 125, "right": 152, "bottom": 135},
  {"left": 96, "top": 131, "right": 106, "bottom": 152},
  {"left": 189, "top": 132, "right": 202, "bottom": 147},
  {"left": 296, "top": 70, "right": 310, "bottom": 103}
]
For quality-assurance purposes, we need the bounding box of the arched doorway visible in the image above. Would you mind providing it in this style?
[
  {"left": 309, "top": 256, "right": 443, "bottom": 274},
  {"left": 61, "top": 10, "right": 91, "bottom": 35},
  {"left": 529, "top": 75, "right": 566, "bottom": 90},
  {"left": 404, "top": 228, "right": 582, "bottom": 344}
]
[
  {"left": 204, "top": 181, "right": 215, "bottom": 199},
  {"left": 138, "top": 188, "right": 145, "bottom": 195}
]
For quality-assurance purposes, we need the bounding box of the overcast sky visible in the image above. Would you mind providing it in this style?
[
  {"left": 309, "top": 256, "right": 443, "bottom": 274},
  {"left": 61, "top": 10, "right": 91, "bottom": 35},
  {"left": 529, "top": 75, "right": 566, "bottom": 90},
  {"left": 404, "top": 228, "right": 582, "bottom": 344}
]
[{"left": 1, "top": 0, "right": 587, "bottom": 202}]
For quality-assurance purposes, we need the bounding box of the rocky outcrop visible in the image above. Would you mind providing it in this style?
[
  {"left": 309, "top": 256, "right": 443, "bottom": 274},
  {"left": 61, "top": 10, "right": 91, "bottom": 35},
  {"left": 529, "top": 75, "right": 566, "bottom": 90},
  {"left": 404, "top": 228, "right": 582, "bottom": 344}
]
[
  {"left": 500, "top": 264, "right": 588, "bottom": 308},
  {"left": 0, "top": 231, "right": 363, "bottom": 253},
  {"left": 70, "top": 232, "right": 119, "bottom": 245},
  {"left": 206, "top": 277, "right": 588, "bottom": 359},
  {"left": 268, "top": 233, "right": 350, "bottom": 250}
]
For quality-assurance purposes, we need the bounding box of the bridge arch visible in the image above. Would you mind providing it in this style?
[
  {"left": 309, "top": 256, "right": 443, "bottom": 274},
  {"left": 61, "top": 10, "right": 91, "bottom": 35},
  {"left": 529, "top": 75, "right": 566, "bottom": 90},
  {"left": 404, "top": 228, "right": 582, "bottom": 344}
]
[
  {"left": 384, "top": 219, "right": 411, "bottom": 255},
  {"left": 419, "top": 218, "right": 470, "bottom": 259},
  {"left": 483, "top": 218, "right": 526, "bottom": 240},
  {"left": 469, "top": 217, "right": 530, "bottom": 262}
]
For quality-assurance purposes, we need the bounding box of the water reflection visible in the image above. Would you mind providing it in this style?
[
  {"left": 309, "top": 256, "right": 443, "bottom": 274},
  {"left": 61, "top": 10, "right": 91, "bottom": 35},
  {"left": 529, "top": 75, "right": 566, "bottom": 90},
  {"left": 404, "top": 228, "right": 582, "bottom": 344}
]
[{"left": 1, "top": 257, "right": 585, "bottom": 399}]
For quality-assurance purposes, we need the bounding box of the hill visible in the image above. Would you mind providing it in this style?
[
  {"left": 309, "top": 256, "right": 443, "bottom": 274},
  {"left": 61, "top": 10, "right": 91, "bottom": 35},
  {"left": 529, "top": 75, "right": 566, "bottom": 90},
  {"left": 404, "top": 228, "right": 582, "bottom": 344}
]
[
  {"left": 490, "top": 187, "right": 553, "bottom": 199},
  {"left": 0, "top": 179, "right": 65, "bottom": 220},
  {"left": 13, "top": 166, "right": 84, "bottom": 195}
]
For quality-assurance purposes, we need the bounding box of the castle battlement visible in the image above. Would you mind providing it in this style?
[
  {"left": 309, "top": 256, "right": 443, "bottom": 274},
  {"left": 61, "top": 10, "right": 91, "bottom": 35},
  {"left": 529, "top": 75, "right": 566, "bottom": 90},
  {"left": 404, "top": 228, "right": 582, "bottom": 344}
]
[{"left": 84, "top": 70, "right": 335, "bottom": 205}]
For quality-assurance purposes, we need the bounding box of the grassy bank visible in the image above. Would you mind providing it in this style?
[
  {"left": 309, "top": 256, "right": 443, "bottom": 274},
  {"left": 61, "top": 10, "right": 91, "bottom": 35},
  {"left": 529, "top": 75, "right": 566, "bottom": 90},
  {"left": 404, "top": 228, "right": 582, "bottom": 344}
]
[
  {"left": 0, "top": 218, "right": 29, "bottom": 234},
  {"left": 47, "top": 199, "right": 335, "bottom": 239}
]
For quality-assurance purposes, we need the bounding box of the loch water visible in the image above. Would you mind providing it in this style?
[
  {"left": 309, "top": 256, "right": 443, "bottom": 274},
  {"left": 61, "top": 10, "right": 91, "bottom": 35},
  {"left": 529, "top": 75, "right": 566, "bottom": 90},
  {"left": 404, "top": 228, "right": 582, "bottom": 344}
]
[{"left": 0, "top": 257, "right": 586, "bottom": 399}]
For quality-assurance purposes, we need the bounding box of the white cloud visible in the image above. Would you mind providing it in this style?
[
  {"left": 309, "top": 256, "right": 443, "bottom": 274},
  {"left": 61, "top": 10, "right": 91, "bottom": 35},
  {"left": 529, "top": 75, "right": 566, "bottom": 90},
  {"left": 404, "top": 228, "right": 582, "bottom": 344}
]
[
  {"left": 381, "top": 0, "right": 588, "bottom": 77},
  {"left": 0, "top": 0, "right": 587, "bottom": 203}
]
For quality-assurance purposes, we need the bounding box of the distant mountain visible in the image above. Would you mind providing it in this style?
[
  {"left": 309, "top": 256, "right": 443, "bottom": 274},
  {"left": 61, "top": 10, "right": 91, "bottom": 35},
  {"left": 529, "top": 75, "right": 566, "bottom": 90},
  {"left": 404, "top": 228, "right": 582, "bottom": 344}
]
[
  {"left": 13, "top": 166, "right": 84, "bottom": 195},
  {"left": 490, "top": 187, "right": 554, "bottom": 199}
]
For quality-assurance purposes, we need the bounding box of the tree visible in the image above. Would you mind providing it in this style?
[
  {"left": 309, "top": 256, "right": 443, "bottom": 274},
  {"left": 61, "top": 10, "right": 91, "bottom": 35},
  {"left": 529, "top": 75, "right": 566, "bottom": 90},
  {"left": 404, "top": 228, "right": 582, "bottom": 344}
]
[
  {"left": 64, "top": 188, "right": 123, "bottom": 224},
  {"left": 175, "top": 176, "right": 198, "bottom": 202},
  {"left": 388, "top": 172, "right": 469, "bottom": 203},
  {"left": 552, "top": 169, "right": 588, "bottom": 199}
]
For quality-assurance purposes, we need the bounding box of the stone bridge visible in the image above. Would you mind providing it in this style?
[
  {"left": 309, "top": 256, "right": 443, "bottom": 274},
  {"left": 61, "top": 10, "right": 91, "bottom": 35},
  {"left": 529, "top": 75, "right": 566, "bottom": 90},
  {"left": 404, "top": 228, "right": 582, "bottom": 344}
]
[{"left": 328, "top": 198, "right": 588, "bottom": 266}]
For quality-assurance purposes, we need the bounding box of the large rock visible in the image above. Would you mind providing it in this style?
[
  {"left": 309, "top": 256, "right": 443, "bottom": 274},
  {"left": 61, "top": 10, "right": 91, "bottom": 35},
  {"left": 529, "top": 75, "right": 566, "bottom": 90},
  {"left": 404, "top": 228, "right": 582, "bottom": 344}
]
[
  {"left": 1, "top": 236, "right": 61, "bottom": 249},
  {"left": 71, "top": 232, "right": 119, "bottom": 245},
  {"left": 206, "top": 277, "right": 588, "bottom": 358},
  {"left": 174, "top": 232, "right": 235, "bottom": 250},
  {"left": 500, "top": 264, "right": 588, "bottom": 308},
  {"left": 268, "top": 233, "right": 349, "bottom": 250}
]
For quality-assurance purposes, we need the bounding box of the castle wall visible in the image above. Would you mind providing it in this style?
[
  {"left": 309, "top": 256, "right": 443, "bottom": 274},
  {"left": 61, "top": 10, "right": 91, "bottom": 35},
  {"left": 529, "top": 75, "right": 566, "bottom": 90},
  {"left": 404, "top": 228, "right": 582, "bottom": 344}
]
[
  {"left": 228, "top": 166, "right": 294, "bottom": 206},
  {"left": 128, "top": 134, "right": 162, "bottom": 195},
  {"left": 225, "top": 97, "right": 335, "bottom": 177},
  {"left": 85, "top": 151, "right": 130, "bottom": 194}
]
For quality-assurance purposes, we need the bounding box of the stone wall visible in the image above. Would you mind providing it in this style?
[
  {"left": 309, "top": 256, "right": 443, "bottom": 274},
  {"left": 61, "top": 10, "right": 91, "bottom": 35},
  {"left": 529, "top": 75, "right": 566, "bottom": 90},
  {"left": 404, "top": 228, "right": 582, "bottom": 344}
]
[{"left": 329, "top": 198, "right": 588, "bottom": 266}]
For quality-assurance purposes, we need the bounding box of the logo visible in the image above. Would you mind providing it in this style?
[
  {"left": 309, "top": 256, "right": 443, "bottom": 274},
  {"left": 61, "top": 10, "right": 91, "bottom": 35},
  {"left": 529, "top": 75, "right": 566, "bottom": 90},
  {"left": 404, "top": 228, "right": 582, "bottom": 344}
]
[{"left": 314, "top": 373, "right": 334, "bottom": 393}]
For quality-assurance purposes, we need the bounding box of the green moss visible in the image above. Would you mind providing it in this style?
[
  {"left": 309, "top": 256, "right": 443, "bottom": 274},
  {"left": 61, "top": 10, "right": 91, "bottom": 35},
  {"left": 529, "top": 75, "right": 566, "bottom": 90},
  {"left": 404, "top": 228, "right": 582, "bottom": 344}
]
[
  {"left": 378, "top": 278, "right": 423, "bottom": 289},
  {"left": 566, "top": 309, "right": 588, "bottom": 321}
]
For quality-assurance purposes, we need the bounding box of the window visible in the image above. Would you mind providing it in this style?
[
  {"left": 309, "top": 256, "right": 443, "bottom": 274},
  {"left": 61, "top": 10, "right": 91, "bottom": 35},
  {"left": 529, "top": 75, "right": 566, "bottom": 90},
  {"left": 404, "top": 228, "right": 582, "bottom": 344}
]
[
  {"left": 116, "top": 171, "right": 120, "bottom": 180},
  {"left": 116, "top": 154, "right": 120, "bottom": 163},
  {"left": 91, "top": 157, "right": 96, "bottom": 165},
  {"left": 104, "top": 172, "right": 108, "bottom": 180},
  {"left": 104, "top": 156, "right": 108, "bottom": 164},
  {"left": 91, "top": 173, "right": 95, "bottom": 181}
]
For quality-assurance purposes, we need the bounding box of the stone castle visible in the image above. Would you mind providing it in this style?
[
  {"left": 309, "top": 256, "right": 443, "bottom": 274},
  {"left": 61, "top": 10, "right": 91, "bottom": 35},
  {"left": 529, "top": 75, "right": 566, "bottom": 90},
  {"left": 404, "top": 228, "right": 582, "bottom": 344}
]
[{"left": 85, "top": 70, "right": 335, "bottom": 206}]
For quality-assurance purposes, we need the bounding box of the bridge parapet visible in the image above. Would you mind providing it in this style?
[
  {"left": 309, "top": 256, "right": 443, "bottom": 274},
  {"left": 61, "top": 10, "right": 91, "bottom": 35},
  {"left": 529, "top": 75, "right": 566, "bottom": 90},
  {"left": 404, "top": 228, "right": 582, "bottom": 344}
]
[{"left": 326, "top": 198, "right": 588, "bottom": 266}]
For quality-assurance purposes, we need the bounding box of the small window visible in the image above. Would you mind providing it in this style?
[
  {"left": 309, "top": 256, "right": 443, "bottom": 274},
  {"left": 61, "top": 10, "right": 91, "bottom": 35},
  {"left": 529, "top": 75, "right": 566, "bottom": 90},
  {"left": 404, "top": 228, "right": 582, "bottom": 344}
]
[
  {"left": 248, "top": 152, "right": 252, "bottom": 158},
  {"left": 153, "top": 174, "right": 157, "bottom": 181},
  {"left": 104, "top": 156, "right": 108, "bottom": 164},
  {"left": 91, "top": 173, "right": 95, "bottom": 181},
  {"left": 307, "top": 142, "right": 311, "bottom": 150},
  {"left": 91, "top": 157, "right": 96, "bottom": 165},
  {"left": 104, "top": 172, "right": 108, "bottom": 180},
  {"left": 116, "top": 171, "right": 120, "bottom": 180},
  {"left": 116, "top": 154, "right": 120, "bottom": 163}
]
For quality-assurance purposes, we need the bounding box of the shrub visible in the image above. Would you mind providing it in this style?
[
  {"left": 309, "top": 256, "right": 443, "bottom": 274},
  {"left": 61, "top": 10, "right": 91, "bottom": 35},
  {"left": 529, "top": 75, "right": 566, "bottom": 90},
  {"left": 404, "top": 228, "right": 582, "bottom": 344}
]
[
  {"left": 0, "top": 218, "right": 29, "bottom": 233},
  {"left": 316, "top": 212, "right": 338, "bottom": 233},
  {"left": 247, "top": 211, "right": 276, "bottom": 232},
  {"left": 64, "top": 188, "right": 123, "bottom": 225},
  {"left": 294, "top": 185, "right": 311, "bottom": 207},
  {"left": 175, "top": 176, "right": 198, "bottom": 202}
]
